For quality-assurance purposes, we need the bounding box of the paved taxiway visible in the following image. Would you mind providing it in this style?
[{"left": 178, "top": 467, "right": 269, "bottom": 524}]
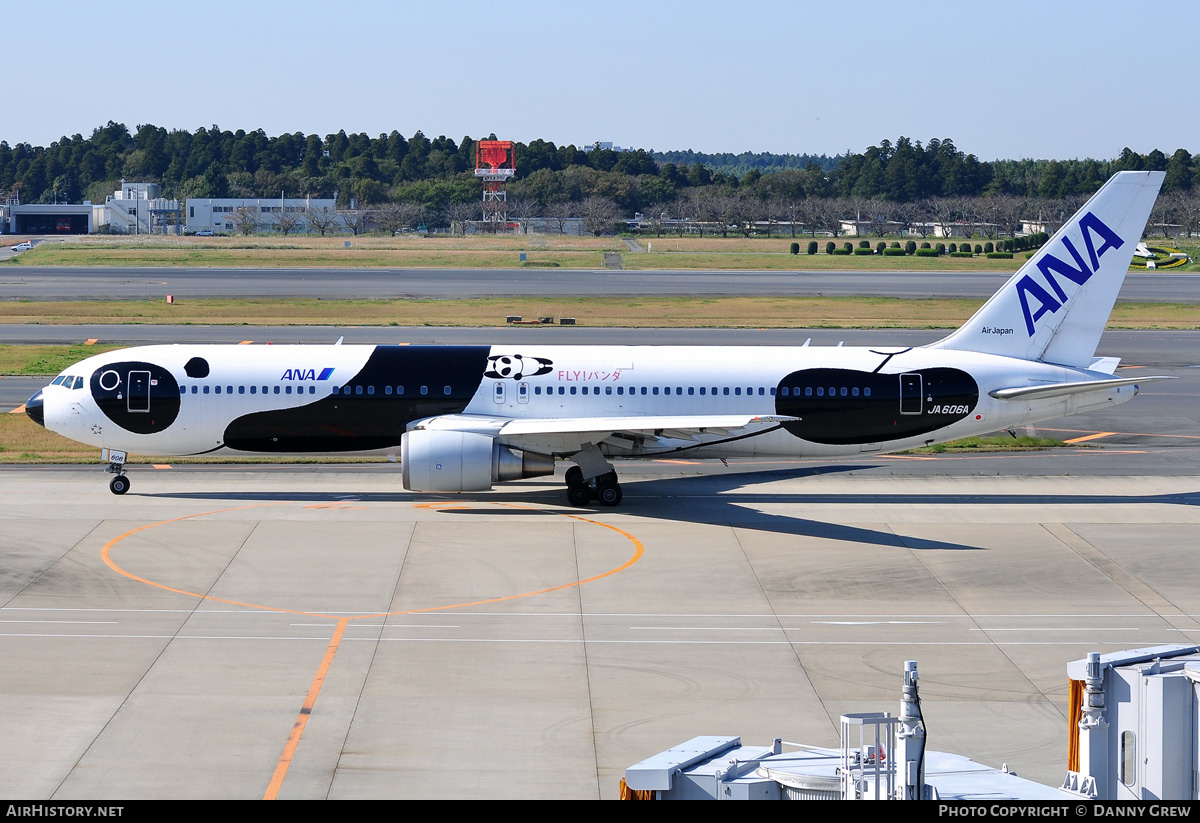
[
  {"left": 3, "top": 266, "right": 1200, "bottom": 302},
  {"left": 4, "top": 465, "right": 1200, "bottom": 799}
]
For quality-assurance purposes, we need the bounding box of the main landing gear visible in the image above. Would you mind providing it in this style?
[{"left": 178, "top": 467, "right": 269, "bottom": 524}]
[
  {"left": 564, "top": 446, "right": 623, "bottom": 508},
  {"left": 565, "top": 467, "right": 622, "bottom": 507}
]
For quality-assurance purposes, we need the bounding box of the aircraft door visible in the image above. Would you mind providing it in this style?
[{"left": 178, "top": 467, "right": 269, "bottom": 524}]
[
  {"left": 493, "top": 381, "right": 506, "bottom": 405},
  {"left": 517, "top": 382, "right": 529, "bottom": 404},
  {"left": 899, "top": 373, "right": 923, "bottom": 415},
  {"left": 128, "top": 371, "right": 151, "bottom": 413}
]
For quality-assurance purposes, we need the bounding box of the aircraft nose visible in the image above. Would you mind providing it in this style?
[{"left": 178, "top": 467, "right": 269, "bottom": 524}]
[{"left": 25, "top": 389, "right": 45, "bottom": 427}]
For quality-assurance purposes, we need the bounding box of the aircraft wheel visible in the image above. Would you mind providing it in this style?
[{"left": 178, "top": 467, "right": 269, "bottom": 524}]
[
  {"left": 109, "top": 475, "right": 130, "bottom": 495},
  {"left": 565, "top": 466, "right": 584, "bottom": 488},
  {"left": 566, "top": 485, "right": 592, "bottom": 507},
  {"left": 596, "top": 481, "right": 622, "bottom": 507}
]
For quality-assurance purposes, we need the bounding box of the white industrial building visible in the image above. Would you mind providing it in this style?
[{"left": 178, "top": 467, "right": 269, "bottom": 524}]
[
  {"left": 104, "top": 181, "right": 183, "bottom": 234},
  {"left": 186, "top": 197, "right": 338, "bottom": 234}
]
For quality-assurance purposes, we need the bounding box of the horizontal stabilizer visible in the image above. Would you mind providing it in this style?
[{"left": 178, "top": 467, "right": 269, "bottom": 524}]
[{"left": 989, "top": 376, "right": 1174, "bottom": 401}]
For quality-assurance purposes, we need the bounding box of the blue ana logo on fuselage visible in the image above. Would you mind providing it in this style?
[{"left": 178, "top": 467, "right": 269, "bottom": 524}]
[
  {"left": 1015, "top": 212, "right": 1124, "bottom": 336},
  {"left": 281, "top": 367, "right": 335, "bottom": 381}
]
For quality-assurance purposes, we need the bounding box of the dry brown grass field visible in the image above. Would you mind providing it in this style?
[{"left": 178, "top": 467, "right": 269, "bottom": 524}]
[{"left": 16, "top": 232, "right": 1192, "bottom": 272}]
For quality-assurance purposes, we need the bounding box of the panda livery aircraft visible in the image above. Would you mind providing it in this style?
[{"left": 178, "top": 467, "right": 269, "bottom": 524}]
[{"left": 25, "top": 171, "right": 1169, "bottom": 506}]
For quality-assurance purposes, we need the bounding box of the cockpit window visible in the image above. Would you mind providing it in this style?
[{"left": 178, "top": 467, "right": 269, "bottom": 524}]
[{"left": 51, "top": 376, "right": 66, "bottom": 386}]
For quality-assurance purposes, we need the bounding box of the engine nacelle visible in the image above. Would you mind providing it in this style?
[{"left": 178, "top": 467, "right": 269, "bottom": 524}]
[{"left": 400, "top": 429, "right": 554, "bottom": 492}]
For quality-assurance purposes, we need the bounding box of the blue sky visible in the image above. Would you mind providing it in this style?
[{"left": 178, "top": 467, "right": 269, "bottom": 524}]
[{"left": 5, "top": 0, "right": 1194, "bottom": 161}]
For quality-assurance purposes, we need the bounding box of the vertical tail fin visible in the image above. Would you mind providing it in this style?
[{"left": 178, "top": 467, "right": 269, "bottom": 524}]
[{"left": 928, "top": 171, "right": 1164, "bottom": 367}]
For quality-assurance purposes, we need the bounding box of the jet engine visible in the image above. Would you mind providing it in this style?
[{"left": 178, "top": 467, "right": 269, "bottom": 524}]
[{"left": 400, "top": 429, "right": 554, "bottom": 492}]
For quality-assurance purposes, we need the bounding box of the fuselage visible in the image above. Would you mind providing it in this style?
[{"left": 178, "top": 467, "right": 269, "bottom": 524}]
[{"left": 32, "top": 343, "right": 1140, "bottom": 461}]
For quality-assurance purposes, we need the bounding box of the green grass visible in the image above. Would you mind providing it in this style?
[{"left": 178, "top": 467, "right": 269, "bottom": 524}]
[
  {"left": 0, "top": 344, "right": 123, "bottom": 375},
  {"left": 904, "top": 435, "right": 1069, "bottom": 454}
]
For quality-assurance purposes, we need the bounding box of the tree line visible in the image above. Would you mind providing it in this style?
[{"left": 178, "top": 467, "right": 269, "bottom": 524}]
[{"left": 0, "top": 123, "right": 1195, "bottom": 230}]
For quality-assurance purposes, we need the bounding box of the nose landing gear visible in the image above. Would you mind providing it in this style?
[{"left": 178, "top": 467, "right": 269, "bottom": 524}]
[
  {"left": 104, "top": 449, "right": 130, "bottom": 495},
  {"left": 108, "top": 472, "right": 130, "bottom": 495}
]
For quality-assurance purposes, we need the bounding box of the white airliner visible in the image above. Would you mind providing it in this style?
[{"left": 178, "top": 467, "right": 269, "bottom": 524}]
[{"left": 26, "top": 171, "right": 1168, "bottom": 506}]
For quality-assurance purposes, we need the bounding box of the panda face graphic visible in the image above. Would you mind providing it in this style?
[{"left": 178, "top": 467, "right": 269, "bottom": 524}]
[{"left": 484, "top": 354, "right": 553, "bottom": 380}]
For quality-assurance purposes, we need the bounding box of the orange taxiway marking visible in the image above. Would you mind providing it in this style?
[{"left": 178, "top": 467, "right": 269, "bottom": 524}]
[
  {"left": 1063, "top": 432, "right": 1116, "bottom": 444},
  {"left": 9, "top": 404, "right": 25, "bottom": 415}
]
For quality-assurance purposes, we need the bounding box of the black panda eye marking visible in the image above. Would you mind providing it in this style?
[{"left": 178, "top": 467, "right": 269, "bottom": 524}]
[{"left": 484, "top": 354, "right": 554, "bottom": 380}]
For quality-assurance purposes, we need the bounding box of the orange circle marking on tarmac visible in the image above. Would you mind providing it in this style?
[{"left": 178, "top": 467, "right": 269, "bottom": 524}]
[{"left": 98, "top": 499, "right": 644, "bottom": 799}]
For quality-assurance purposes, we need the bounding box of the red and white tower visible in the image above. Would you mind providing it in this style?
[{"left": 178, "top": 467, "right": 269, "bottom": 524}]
[{"left": 474, "top": 140, "right": 516, "bottom": 229}]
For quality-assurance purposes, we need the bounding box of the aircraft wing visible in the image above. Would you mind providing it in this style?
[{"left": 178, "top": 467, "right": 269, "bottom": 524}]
[
  {"left": 501, "top": 414, "right": 794, "bottom": 438},
  {"left": 989, "top": 376, "right": 1175, "bottom": 401},
  {"left": 498, "top": 413, "right": 797, "bottom": 454},
  {"left": 411, "top": 412, "right": 796, "bottom": 454}
]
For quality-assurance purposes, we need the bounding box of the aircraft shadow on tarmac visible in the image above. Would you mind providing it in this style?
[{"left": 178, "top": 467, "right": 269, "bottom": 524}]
[{"left": 137, "top": 464, "right": 1200, "bottom": 553}]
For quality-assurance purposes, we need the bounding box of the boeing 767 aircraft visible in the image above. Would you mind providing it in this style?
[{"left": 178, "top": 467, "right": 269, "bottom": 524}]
[{"left": 25, "top": 171, "right": 1168, "bottom": 506}]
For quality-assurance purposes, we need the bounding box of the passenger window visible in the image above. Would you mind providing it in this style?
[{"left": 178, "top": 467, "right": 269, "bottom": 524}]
[
  {"left": 676, "top": 387, "right": 682, "bottom": 395},
  {"left": 640, "top": 387, "right": 647, "bottom": 395},
  {"left": 865, "top": 387, "right": 871, "bottom": 397},
  {"left": 309, "top": 386, "right": 316, "bottom": 394},
  {"left": 570, "top": 386, "right": 577, "bottom": 395},
  {"left": 840, "top": 387, "right": 847, "bottom": 397},
  {"left": 239, "top": 386, "right": 245, "bottom": 394},
  {"left": 817, "top": 387, "right": 824, "bottom": 396},
  {"left": 558, "top": 387, "right": 565, "bottom": 395},
  {"left": 617, "top": 387, "right": 623, "bottom": 395},
  {"left": 203, "top": 386, "right": 210, "bottom": 394},
  {"left": 723, "top": 387, "right": 729, "bottom": 396},
  {"left": 227, "top": 386, "right": 233, "bottom": 394},
  {"left": 805, "top": 387, "right": 812, "bottom": 397},
  {"left": 581, "top": 386, "right": 588, "bottom": 395},
  {"left": 287, "top": 386, "right": 293, "bottom": 395},
  {"left": 735, "top": 387, "right": 742, "bottom": 396},
  {"left": 274, "top": 386, "right": 280, "bottom": 395},
  {"left": 687, "top": 387, "right": 694, "bottom": 395},
  {"left": 420, "top": 386, "right": 428, "bottom": 395},
  {"left": 769, "top": 387, "right": 776, "bottom": 396},
  {"left": 215, "top": 386, "right": 222, "bottom": 395},
  {"left": 385, "top": 386, "right": 392, "bottom": 395},
  {"left": 444, "top": 386, "right": 451, "bottom": 395},
  {"left": 397, "top": 386, "right": 404, "bottom": 395},
  {"left": 606, "top": 386, "right": 613, "bottom": 395},
  {"left": 652, "top": 387, "right": 659, "bottom": 396},
  {"left": 852, "top": 387, "right": 859, "bottom": 396},
  {"left": 191, "top": 386, "right": 198, "bottom": 394},
  {"left": 366, "top": 386, "right": 374, "bottom": 395}
]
